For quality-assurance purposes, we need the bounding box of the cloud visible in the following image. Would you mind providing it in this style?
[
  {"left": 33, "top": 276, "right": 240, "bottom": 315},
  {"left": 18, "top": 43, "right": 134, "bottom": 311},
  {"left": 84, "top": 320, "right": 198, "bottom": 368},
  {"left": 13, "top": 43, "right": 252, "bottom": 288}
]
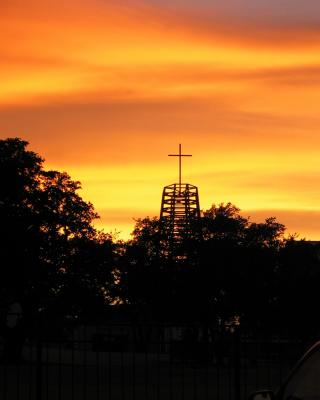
[
  {"left": 2, "top": 0, "right": 320, "bottom": 110},
  {"left": 95, "top": 207, "right": 320, "bottom": 242},
  {"left": 145, "top": 0, "right": 320, "bottom": 27},
  {"left": 245, "top": 209, "right": 320, "bottom": 240},
  {"left": 2, "top": 0, "right": 320, "bottom": 239}
]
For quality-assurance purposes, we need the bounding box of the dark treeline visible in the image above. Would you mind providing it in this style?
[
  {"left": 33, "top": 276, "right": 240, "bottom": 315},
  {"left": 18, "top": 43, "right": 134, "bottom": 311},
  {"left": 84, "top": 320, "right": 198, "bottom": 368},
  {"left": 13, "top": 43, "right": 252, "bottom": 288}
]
[{"left": 1, "top": 138, "right": 320, "bottom": 337}]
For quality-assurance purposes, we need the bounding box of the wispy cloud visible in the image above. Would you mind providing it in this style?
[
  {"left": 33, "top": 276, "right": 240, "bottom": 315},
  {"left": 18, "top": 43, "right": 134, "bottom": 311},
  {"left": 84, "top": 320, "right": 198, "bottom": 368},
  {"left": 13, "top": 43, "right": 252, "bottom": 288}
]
[{"left": 1, "top": 0, "right": 320, "bottom": 238}]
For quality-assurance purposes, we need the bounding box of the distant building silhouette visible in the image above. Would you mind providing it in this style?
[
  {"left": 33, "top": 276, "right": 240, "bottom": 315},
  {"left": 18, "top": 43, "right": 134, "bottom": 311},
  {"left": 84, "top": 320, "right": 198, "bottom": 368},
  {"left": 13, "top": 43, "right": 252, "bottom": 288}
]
[{"left": 160, "top": 144, "right": 201, "bottom": 258}]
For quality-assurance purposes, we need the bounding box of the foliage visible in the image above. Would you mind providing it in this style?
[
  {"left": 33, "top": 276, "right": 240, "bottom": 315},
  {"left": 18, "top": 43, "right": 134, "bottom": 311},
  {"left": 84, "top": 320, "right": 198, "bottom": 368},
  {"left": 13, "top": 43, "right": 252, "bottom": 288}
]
[
  {"left": 2, "top": 137, "right": 320, "bottom": 334},
  {"left": 121, "top": 202, "right": 320, "bottom": 333},
  {"left": 0, "top": 138, "right": 116, "bottom": 315}
]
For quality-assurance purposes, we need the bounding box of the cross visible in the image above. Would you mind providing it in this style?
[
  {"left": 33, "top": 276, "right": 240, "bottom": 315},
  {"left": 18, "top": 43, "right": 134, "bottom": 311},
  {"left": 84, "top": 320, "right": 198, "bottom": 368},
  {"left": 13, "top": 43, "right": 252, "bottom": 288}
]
[{"left": 168, "top": 144, "right": 192, "bottom": 188}]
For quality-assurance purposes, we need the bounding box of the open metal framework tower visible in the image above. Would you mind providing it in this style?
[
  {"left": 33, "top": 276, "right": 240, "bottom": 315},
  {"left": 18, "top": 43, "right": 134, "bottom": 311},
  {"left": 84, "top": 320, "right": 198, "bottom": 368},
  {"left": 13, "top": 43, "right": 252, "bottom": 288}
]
[{"left": 160, "top": 145, "right": 201, "bottom": 256}]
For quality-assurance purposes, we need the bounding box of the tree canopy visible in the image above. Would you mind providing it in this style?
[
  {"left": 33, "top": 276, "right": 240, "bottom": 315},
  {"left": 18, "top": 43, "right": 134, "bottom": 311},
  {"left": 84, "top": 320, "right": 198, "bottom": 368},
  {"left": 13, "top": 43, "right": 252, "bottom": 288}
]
[
  {"left": 2, "top": 137, "right": 320, "bottom": 335},
  {"left": 121, "top": 203, "right": 320, "bottom": 334},
  {"left": 0, "top": 138, "right": 116, "bottom": 315}
]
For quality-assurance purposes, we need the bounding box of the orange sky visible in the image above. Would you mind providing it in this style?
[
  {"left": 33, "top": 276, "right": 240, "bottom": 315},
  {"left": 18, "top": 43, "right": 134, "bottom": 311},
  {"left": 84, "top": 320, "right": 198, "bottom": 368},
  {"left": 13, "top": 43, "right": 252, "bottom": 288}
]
[{"left": 1, "top": 0, "right": 320, "bottom": 239}]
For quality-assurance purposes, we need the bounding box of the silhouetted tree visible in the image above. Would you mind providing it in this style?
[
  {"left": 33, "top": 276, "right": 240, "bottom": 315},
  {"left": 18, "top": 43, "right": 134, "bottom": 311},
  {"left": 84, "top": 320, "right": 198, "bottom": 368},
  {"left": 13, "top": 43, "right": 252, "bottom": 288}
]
[
  {"left": 121, "top": 204, "right": 293, "bottom": 325},
  {"left": 0, "top": 138, "right": 116, "bottom": 315},
  {"left": 119, "top": 217, "right": 174, "bottom": 319},
  {"left": 199, "top": 203, "right": 286, "bottom": 325},
  {"left": 202, "top": 203, "right": 248, "bottom": 242},
  {"left": 275, "top": 238, "right": 320, "bottom": 337},
  {"left": 50, "top": 233, "right": 118, "bottom": 316}
]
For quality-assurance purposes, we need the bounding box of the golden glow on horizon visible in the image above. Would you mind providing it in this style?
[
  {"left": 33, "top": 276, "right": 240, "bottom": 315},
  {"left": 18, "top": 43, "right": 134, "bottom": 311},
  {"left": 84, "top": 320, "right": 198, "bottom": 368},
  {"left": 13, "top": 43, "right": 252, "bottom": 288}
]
[{"left": 1, "top": 0, "right": 320, "bottom": 239}]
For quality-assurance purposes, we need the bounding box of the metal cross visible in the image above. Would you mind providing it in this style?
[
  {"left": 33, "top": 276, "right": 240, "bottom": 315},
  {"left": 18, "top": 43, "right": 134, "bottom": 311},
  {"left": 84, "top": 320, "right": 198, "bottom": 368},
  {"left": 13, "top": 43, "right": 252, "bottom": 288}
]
[{"left": 168, "top": 144, "right": 192, "bottom": 188}]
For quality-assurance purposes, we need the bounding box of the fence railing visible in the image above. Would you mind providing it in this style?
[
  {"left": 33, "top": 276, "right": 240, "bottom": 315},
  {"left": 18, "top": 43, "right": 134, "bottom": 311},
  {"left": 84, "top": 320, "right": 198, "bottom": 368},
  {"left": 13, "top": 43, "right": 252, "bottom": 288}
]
[{"left": 0, "top": 316, "right": 312, "bottom": 400}]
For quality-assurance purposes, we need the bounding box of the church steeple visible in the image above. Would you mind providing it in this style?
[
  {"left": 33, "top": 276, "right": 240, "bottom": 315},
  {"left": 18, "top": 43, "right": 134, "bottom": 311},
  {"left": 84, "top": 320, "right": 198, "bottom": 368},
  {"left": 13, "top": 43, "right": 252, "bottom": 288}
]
[{"left": 160, "top": 144, "right": 201, "bottom": 258}]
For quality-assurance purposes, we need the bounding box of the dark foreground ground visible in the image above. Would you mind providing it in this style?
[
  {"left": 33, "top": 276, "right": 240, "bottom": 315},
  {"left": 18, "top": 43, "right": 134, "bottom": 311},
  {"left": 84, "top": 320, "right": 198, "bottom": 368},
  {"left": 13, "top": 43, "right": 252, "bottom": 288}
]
[{"left": 0, "top": 347, "right": 297, "bottom": 400}]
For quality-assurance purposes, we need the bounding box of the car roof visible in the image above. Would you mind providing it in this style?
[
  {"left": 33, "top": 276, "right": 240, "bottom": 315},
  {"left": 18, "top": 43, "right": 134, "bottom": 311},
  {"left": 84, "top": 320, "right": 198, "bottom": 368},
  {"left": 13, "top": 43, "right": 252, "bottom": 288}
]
[{"left": 277, "top": 341, "right": 320, "bottom": 398}]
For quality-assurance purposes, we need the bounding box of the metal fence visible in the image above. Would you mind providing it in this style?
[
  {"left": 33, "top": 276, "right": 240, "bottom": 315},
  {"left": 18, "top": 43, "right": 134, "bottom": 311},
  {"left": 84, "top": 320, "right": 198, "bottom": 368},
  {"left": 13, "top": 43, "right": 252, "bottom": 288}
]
[{"left": 0, "top": 317, "right": 312, "bottom": 400}]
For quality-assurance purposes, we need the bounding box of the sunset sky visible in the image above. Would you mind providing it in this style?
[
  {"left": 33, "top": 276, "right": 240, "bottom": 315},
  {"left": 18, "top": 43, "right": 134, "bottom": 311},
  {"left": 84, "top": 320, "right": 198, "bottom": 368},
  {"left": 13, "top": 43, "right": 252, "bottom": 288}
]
[{"left": 1, "top": 0, "right": 320, "bottom": 239}]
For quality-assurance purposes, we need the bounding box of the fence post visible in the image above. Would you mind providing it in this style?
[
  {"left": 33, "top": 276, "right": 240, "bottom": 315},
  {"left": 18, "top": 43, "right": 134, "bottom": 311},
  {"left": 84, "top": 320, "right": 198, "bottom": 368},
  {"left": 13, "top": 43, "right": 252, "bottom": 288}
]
[
  {"left": 36, "top": 313, "right": 43, "bottom": 400},
  {"left": 234, "top": 326, "right": 241, "bottom": 400}
]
